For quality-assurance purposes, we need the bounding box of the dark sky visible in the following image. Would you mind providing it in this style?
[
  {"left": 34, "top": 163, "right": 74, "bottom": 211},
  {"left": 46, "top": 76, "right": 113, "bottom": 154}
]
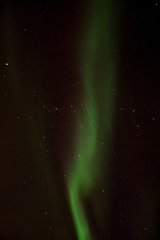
[{"left": 0, "top": 1, "right": 159, "bottom": 240}]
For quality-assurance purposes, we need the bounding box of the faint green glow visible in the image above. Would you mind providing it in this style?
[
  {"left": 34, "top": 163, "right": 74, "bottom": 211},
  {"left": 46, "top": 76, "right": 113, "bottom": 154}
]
[
  {"left": 67, "top": 0, "right": 118, "bottom": 239},
  {"left": 2, "top": 4, "right": 62, "bottom": 224}
]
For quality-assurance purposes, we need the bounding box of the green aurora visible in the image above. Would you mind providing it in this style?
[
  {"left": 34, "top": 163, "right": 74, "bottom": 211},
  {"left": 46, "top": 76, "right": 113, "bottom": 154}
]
[{"left": 67, "top": 1, "right": 118, "bottom": 239}]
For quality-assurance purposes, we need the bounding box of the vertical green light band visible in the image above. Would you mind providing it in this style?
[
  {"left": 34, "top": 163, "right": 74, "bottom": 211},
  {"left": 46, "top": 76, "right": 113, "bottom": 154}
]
[{"left": 68, "top": 0, "right": 117, "bottom": 239}]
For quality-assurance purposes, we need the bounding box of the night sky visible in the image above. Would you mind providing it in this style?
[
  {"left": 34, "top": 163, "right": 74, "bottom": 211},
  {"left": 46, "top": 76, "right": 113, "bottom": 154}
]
[{"left": 0, "top": 1, "right": 160, "bottom": 240}]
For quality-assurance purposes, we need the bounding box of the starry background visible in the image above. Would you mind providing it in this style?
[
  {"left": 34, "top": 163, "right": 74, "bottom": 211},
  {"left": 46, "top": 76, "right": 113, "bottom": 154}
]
[{"left": 0, "top": 0, "right": 160, "bottom": 240}]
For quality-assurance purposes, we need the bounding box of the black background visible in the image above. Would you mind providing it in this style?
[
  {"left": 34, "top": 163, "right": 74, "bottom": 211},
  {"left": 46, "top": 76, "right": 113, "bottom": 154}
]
[{"left": 0, "top": 0, "right": 160, "bottom": 239}]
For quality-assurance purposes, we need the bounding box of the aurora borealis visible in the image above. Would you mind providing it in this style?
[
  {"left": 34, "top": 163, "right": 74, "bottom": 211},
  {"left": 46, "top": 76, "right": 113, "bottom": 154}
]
[
  {"left": 0, "top": 0, "right": 160, "bottom": 239},
  {"left": 67, "top": 1, "right": 117, "bottom": 239}
]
